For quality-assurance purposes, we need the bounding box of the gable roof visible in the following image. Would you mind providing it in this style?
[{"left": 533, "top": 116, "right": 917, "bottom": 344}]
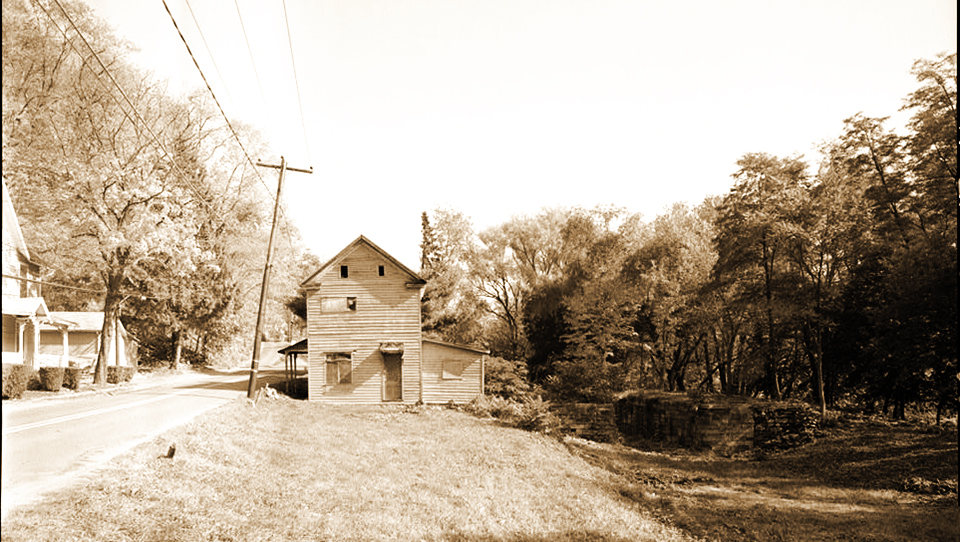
[
  {"left": 300, "top": 235, "right": 425, "bottom": 288},
  {"left": 1, "top": 296, "right": 50, "bottom": 318},
  {"left": 2, "top": 177, "right": 30, "bottom": 263}
]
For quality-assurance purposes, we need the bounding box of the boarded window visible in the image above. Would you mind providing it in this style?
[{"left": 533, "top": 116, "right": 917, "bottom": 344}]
[
  {"left": 321, "top": 297, "right": 357, "bottom": 313},
  {"left": 442, "top": 360, "right": 464, "bottom": 380},
  {"left": 325, "top": 352, "right": 352, "bottom": 385}
]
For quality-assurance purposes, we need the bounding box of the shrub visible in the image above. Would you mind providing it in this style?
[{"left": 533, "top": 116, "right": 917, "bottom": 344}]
[
  {"left": 484, "top": 357, "right": 531, "bottom": 401},
  {"left": 62, "top": 367, "right": 81, "bottom": 390},
  {"left": 38, "top": 367, "right": 65, "bottom": 391},
  {"left": 2, "top": 364, "right": 33, "bottom": 399},
  {"left": 464, "top": 394, "right": 561, "bottom": 435},
  {"left": 122, "top": 366, "right": 137, "bottom": 382},
  {"left": 106, "top": 366, "right": 124, "bottom": 384}
]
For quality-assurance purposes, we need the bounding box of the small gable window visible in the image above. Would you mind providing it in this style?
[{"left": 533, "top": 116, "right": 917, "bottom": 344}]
[
  {"left": 325, "top": 352, "right": 352, "bottom": 385},
  {"left": 378, "top": 265, "right": 385, "bottom": 277},
  {"left": 340, "top": 265, "right": 349, "bottom": 278}
]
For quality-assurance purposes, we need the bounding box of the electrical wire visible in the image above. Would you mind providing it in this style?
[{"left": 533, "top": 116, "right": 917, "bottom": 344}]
[
  {"left": 182, "top": 0, "right": 239, "bottom": 114},
  {"left": 232, "top": 0, "right": 272, "bottom": 129},
  {"left": 159, "top": 0, "right": 273, "bottom": 200},
  {"left": 281, "top": 0, "right": 313, "bottom": 166}
]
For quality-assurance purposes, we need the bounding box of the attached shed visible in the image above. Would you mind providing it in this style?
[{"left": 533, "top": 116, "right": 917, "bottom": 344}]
[{"left": 421, "top": 338, "right": 486, "bottom": 404}]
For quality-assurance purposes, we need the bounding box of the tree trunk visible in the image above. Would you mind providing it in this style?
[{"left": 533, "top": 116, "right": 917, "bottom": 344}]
[
  {"left": 171, "top": 329, "right": 182, "bottom": 369},
  {"left": 761, "top": 236, "right": 781, "bottom": 400},
  {"left": 93, "top": 267, "right": 124, "bottom": 385}
]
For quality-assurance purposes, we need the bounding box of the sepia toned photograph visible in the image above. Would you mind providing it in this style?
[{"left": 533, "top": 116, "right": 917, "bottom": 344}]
[{"left": 2, "top": 0, "right": 956, "bottom": 540}]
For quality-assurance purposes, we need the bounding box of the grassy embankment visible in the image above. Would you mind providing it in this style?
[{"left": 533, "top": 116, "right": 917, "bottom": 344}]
[{"left": 1, "top": 398, "right": 692, "bottom": 542}]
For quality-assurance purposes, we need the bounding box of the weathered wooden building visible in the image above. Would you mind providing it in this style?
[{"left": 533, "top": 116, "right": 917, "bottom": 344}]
[{"left": 300, "top": 235, "right": 485, "bottom": 404}]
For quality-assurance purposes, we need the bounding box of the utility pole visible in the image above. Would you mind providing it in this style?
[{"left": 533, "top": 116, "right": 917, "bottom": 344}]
[{"left": 247, "top": 156, "right": 312, "bottom": 399}]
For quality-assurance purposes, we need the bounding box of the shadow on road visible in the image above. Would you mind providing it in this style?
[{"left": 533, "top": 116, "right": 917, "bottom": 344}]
[{"left": 174, "top": 369, "right": 303, "bottom": 394}]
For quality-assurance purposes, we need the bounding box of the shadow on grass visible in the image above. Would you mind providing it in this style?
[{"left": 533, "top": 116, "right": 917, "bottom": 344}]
[{"left": 566, "top": 421, "right": 959, "bottom": 542}]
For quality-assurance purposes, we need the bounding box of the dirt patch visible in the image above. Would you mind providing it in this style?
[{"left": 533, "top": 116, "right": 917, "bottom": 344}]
[{"left": 567, "top": 414, "right": 958, "bottom": 542}]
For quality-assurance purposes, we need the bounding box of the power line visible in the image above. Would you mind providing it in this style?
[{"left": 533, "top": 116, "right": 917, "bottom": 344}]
[
  {"left": 182, "top": 0, "right": 239, "bottom": 113},
  {"left": 281, "top": 0, "right": 313, "bottom": 165},
  {"left": 3, "top": 273, "right": 105, "bottom": 295},
  {"left": 232, "top": 0, "right": 272, "bottom": 126},
  {"left": 159, "top": 0, "right": 273, "bottom": 200}
]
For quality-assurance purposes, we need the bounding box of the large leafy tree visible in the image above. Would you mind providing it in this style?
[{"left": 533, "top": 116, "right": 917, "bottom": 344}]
[
  {"left": 712, "top": 153, "right": 811, "bottom": 400},
  {"left": 419, "top": 208, "right": 485, "bottom": 347},
  {"left": 3, "top": 0, "right": 281, "bottom": 376}
]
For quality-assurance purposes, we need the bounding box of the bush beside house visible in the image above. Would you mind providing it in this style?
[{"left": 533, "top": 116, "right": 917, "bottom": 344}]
[
  {"left": 62, "top": 366, "right": 81, "bottom": 390},
  {"left": 38, "top": 366, "right": 65, "bottom": 391},
  {"left": 2, "top": 364, "right": 33, "bottom": 399},
  {"left": 107, "top": 365, "right": 137, "bottom": 384}
]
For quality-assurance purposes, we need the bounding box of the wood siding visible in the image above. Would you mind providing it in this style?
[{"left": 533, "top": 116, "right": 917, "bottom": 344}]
[
  {"left": 421, "top": 340, "right": 485, "bottom": 404},
  {"left": 306, "top": 243, "right": 423, "bottom": 403}
]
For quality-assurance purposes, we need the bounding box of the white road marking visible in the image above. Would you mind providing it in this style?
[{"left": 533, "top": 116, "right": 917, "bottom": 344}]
[{"left": 0, "top": 381, "right": 242, "bottom": 436}]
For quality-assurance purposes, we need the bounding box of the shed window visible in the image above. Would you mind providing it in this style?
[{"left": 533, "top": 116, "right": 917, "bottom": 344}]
[
  {"left": 442, "top": 360, "right": 464, "bottom": 380},
  {"left": 340, "top": 265, "right": 349, "bottom": 278},
  {"left": 378, "top": 265, "right": 385, "bottom": 277},
  {"left": 325, "top": 353, "right": 352, "bottom": 385},
  {"left": 321, "top": 297, "right": 357, "bottom": 313}
]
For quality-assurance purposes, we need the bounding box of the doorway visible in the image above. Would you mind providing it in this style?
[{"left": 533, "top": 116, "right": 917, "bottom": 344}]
[{"left": 383, "top": 353, "right": 402, "bottom": 401}]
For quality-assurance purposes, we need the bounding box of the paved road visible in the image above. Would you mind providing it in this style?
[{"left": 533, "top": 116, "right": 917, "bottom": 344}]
[{"left": 1, "top": 363, "right": 293, "bottom": 518}]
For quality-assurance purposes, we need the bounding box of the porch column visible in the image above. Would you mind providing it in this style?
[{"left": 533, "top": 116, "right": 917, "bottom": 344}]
[
  {"left": 60, "top": 328, "right": 70, "bottom": 367},
  {"left": 23, "top": 317, "right": 39, "bottom": 370}
]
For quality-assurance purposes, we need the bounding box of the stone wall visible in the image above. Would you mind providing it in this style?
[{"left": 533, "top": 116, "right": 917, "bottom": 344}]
[
  {"left": 553, "top": 393, "right": 821, "bottom": 454},
  {"left": 614, "top": 391, "right": 754, "bottom": 454},
  {"left": 752, "top": 403, "right": 821, "bottom": 451},
  {"left": 551, "top": 403, "right": 619, "bottom": 443}
]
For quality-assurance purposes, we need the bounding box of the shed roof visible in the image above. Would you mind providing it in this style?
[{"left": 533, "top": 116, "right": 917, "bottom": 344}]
[
  {"left": 278, "top": 339, "right": 308, "bottom": 354},
  {"left": 45, "top": 311, "right": 104, "bottom": 331},
  {"left": 422, "top": 338, "right": 490, "bottom": 355},
  {"left": 300, "top": 235, "right": 425, "bottom": 288}
]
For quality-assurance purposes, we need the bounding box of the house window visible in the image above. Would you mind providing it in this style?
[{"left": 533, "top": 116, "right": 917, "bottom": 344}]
[
  {"left": 442, "top": 360, "right": 464, "bottom": 380},
  {"left": 340, "top": 265, "right": 349, "bottom": 278},
  {"left": 378, "top": 265, "right": 385, "bottom": 277},
  {"left": 325, "top": 352, "right": 352, "bottom": 385},
  {"left": 321, "top": 297, "right": 357, "bottom": 313}
]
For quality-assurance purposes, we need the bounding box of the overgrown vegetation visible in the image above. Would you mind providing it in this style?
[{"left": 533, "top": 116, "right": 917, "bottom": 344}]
[{"left": 463, "top": 394, "right": 560, "bottom": 434}]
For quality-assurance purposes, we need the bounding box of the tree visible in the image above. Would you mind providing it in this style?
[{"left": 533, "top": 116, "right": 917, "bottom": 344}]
[
  {"left": 713, "top": 153, "right": 811, "bottom": 400},
  {"left": 3, "top": 1, "right": 280, "bottom": 374},
  {"left": 420, "top": 208, "right": 485, "bottom": 346},
  {"left": 621, "top": 202, "right": 717, "bottom": 392}
]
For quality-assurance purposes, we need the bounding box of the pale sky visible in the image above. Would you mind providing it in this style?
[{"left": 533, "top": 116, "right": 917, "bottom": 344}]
[{"left": 83, "top": 0, "right": 956, "bottom": 269}]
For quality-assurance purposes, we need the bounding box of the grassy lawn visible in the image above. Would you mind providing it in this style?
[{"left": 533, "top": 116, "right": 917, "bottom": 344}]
[
  {"left": 1, "top": 398, "right": 692, "bottom": 542},
  {"left": 568, "top": 416, "right": 959, "bottom": 542}
]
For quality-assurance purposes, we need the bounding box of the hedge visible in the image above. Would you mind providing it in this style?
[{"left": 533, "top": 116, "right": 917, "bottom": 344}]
[
  {"left": 38, "top": 367, "right": 65, "bottom": 391},
  {"left": 106, "top": 365, "right": 137, "bottom": 384},
  {"left": 62, "top": 367, "right": 81, "bottom": 390},
  {"left": 2, "top": 364, "right": 33, "bottom": 399}
]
